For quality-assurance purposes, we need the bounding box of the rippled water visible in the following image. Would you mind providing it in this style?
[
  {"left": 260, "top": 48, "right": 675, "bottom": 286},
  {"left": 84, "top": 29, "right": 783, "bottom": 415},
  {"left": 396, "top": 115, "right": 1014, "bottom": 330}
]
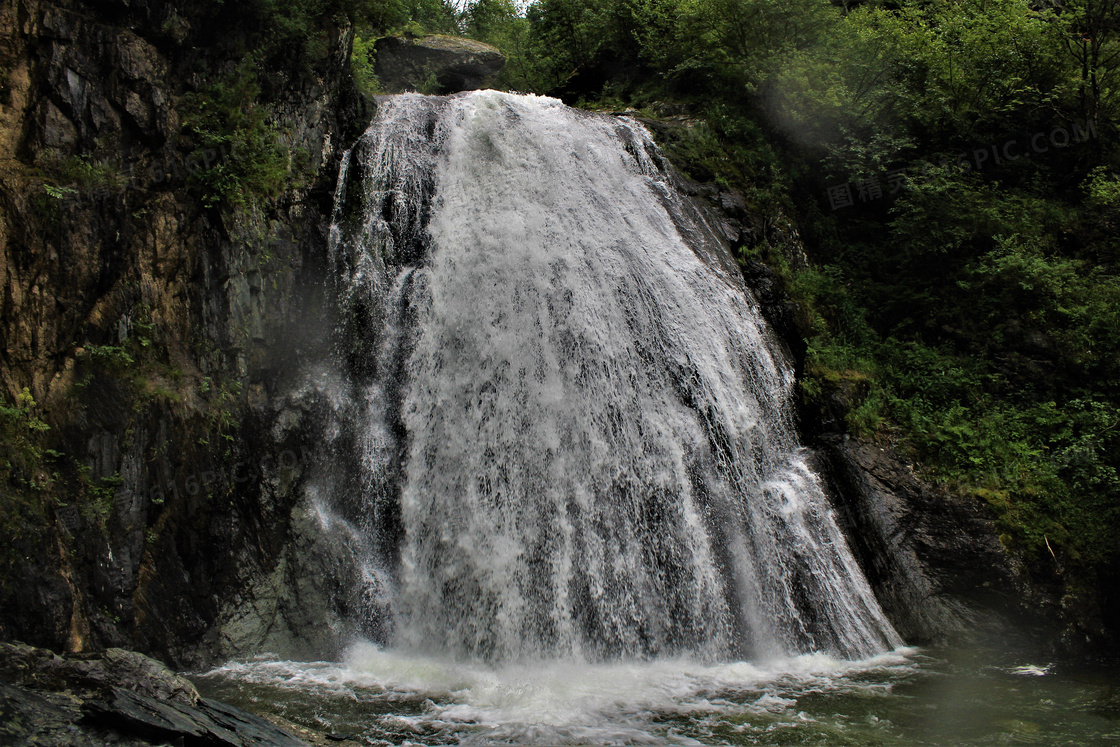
[{"left": 191, "top": 644, "right": 1120, "bottom": 745}]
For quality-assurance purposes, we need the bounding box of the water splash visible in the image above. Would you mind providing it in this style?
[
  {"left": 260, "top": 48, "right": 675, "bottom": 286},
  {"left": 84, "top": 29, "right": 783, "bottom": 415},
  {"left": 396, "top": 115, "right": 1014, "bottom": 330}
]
[{"left": 198, "top": 644, "right": 922, "bottom": 746}]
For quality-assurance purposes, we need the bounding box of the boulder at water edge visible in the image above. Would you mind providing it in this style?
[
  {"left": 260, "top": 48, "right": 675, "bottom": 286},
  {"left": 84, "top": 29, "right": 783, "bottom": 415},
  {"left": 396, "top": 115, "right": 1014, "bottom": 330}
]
[{"left": 0, "top": 642, "right": 307, "bottom": 746}]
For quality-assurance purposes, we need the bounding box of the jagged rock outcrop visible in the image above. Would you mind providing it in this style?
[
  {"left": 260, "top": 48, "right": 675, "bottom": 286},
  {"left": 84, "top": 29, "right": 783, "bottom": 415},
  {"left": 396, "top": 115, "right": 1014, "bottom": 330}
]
[
  {"left": 0, "top": 642, "right": 307, "bottom": 745},
  {"left": 0, "top": 643, "right": 198, "bottom": 705},
  {"left": 374, "top": 34, "right": 505, "bottom": 93},
  {"left": 815, "top": 438, "right": 1050, "bottom": 646}
]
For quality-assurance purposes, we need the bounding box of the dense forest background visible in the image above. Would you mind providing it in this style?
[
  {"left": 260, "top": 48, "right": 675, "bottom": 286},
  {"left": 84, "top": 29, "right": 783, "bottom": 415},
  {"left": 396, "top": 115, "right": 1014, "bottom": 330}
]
[{"left": 4, "top": 0, "right": 1117, "bottom": 644}]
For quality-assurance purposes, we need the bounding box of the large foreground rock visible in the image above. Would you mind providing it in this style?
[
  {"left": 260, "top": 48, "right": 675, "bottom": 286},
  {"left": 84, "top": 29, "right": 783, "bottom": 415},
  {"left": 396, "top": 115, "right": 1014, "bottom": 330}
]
[
  {"left": 374, "top": 34, "right": 505, "bottom": 93},
  {"left": 0, "top": 642, "right": 306, "bottom": 746}
]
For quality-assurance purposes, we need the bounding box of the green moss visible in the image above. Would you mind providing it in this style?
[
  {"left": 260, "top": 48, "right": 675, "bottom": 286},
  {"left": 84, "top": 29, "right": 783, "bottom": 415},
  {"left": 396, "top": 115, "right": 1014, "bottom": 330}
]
[{"left": 351, "top": 29, "right": 384, "bottom": 97}]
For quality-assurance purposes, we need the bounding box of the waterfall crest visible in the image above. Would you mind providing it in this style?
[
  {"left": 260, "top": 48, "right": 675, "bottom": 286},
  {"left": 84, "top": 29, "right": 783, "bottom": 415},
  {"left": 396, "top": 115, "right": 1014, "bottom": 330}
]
[{"left": 326, "top": 90, "right": 901, "bottom": 664}]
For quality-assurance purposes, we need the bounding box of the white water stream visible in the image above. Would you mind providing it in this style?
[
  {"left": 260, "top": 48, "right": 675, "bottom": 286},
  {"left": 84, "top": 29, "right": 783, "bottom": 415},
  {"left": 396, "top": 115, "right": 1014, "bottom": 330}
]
[{"left": 324, "top": 90, "right": 899, "bottom": 664}]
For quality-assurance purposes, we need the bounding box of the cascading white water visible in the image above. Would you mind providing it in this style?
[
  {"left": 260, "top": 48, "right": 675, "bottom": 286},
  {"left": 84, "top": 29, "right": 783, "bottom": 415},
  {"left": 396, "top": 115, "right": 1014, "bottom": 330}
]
[{"left": 327, "top": 90, "right": 902, "bottom": 665}]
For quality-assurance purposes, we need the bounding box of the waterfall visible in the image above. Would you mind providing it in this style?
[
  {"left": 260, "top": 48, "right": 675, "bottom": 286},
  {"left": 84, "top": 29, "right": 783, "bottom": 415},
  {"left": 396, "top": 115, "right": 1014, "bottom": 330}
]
[{"left": 325, "top": 90, "right": 901, "bottom": 665}]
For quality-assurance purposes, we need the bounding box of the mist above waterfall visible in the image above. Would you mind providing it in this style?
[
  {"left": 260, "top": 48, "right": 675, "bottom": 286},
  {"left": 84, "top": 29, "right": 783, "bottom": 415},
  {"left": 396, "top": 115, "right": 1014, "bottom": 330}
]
[{"left": 323, "top": 90, "right": 901, "bottom": 665}]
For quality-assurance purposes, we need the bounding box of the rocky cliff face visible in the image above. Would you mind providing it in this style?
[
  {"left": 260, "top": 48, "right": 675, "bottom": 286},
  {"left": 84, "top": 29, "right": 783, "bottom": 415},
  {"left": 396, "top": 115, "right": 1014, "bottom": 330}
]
[
  {"left": 814, "top": 434, "right": 1118, "bottom": 657},
  {"left": 0, "top": 0, "right": 368, "bottom": 667},
  {"left": 816, "top": 438, "right": 1042, "bottom": 644}
]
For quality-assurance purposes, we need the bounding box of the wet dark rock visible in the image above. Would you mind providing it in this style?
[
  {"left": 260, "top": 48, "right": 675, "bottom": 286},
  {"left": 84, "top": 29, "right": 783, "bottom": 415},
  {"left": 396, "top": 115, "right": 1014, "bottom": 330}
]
[
  {"left": 738, "top": 259, "right": 805, "bottom": 366},
  {"left": 0, "top": 682, "right": 127, "bottom": 747},
  {"left": 374, "top": 34, "right": 505, "bottom": 93},
  {"left": 0, "top": 642, "right": 306, "bottom": 746},
  {"left": 815, "top": 438, "right": 1060, "bottom": 648},
  {"left": 83, "top": 688, "right": 308, "bottom": 745},
  {"left": 0, "top": 642, "right": 199, "bottom": 705}
]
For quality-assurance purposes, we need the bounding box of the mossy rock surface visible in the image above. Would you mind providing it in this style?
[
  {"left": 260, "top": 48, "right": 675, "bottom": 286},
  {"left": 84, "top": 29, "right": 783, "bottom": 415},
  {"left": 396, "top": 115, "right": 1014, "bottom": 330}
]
[{"left": 374, "top": 34, "right": 505, "bottom": 94}]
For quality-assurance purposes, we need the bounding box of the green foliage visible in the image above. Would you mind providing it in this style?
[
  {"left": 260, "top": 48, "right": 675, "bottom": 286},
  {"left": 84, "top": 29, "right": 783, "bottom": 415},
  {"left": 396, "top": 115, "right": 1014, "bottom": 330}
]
[
  {"left": 32, "top": 153, "right": 125, "bottom": 222},
  {"left": 75, "top": 305, "right": 187, "bottom": 413},
  {"left": 465, "top": 0, "right": 521, "bottom": 41},
  {"left": 416, "top": 67, "right": 443, "bottom": 95},
  {"left": 228, "top": 0, "right": 460, "bottom": 61},
  {"left": 198, "top": 379, "right": 242, "bottom": 454},
  {"left": 39, "top": 153, "right": 126, "bottom": 195},
  {"left": 873, "top": 342, "right": 1119, "bottom": 564},
  {"left": 76, "top": 466, "right": 123, "bottom": 528},
  {"left": 463, "top": 0, "right": 539, "bottom": 90},
  {"left": 1086, "top": 166, "right": 1120, "bottom": 210},
  {"left": 78, "top": 306, "right": 156, "bottom": 373},
  {"left": 42, "top": 184, "right": 78, "bottom": 200},
  {"left": 181, "top": 64, "right": 291, "bottom": 208},
  {"left": 400, "top": 0, "right": 462, "bottom": 34},
  {"left": 524, "top": 0, "right": 609, "bottom": 87},
  {"left": 686, "top": 0, "right": 840, "bottom": 87},
  {"left": 0, "top": 389, "right": 51, "bottom": 490},
  {"left": 851, "top": 1, "right": 1066, "bottom": 142},
  {"left": 352, "top": 29, "right": 384, "bottom": 97},
  {"left": 0, "top": 390, "right": 63, "bottom": 572},
  {"left": 1081, "top": 167, "right": 1120, "bottom": 259},
  {"left": 1056, "top": 0, "right": 1120, "bottom": 131},
  {"left": 82, "top": 344, "right": 136, "bottom": 369}
]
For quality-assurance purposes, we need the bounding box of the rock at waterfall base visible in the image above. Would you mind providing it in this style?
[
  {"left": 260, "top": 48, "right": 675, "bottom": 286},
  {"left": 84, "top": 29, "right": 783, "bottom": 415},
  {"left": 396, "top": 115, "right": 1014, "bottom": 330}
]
[{"left": 0, "top": 642, "right": 306, "bottom": 746}]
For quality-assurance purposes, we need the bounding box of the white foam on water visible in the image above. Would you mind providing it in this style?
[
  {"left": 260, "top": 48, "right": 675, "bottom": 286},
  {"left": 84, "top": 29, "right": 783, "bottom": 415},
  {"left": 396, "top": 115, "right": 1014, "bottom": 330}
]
[{"left": 203, "top": 643, "right": 921, "bottom": 745}]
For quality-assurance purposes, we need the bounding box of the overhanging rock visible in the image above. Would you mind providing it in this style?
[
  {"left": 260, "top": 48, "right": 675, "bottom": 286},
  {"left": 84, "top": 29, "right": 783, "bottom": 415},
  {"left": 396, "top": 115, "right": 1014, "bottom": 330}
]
[{"left": 374, "top": 34, "right": 505, "bottom": 94}]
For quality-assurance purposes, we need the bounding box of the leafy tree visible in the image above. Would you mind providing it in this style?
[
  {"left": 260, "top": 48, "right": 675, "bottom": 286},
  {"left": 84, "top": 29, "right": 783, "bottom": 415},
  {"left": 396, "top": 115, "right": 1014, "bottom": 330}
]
[
  {"left": 683, "top": 0, "right": 840, "bottom": 86},
  {"left": 1051, "top": 0, "right": 1120, "bottom": 135},
  {"left": 463, "top": 0, "right": 540, "bottom": 90},
  {"left": 526, "top": 0, "right": 613, "bottom": 89}
]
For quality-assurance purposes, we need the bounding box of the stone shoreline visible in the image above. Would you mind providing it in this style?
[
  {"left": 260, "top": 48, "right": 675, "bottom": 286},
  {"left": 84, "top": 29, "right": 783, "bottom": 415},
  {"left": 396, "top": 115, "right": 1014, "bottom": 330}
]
[{"left": 0, "top": 642, "right": 308, "bottom": 746}]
